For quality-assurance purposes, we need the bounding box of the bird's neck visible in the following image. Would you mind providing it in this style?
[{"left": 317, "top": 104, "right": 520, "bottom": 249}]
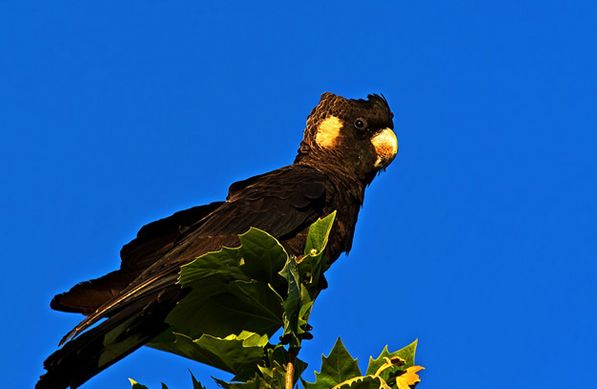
[
  {"left": 295, "top": 158, "right": 367, "bottom": 201},
  {"left": 295, "top": 152, "right": 375, "bottom": 188}
]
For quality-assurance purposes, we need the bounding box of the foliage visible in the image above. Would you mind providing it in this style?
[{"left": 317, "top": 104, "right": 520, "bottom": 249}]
[
  {"left": 130, "top": 212, "right": 423, "bottom": 388},
  {"left": 302, "top": 339, "right": 423, "bottom": 389}
]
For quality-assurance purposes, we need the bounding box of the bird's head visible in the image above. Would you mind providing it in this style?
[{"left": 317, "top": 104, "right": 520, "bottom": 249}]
[{"left": 296, "top": 92, "right": 398, "bottom": 182}]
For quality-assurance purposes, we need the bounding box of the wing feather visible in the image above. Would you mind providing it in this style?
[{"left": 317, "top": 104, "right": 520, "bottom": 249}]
[
  {"left": 51, "top": 201, "right": 223, "bottom": 314},
  {"left": 60, "top": 165, "right": 331, "bottom": 344}
]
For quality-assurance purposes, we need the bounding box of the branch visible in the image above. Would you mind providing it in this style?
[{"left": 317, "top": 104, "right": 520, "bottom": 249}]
[{"left": 285, "top": 350, "right": 296, "bottom": 389}]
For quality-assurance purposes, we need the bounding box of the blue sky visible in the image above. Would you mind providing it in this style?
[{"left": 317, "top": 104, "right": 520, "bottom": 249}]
[{"left": 1, "top": 1, "right": 596, "bottom": 388}]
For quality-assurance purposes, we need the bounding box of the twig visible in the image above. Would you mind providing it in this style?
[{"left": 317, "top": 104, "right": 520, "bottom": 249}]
[{"left": 285, "top": 350, "right": 296, "bottom": 389}]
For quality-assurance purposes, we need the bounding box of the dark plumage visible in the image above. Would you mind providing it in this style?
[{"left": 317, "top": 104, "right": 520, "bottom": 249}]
[{"left": 37, "top": 92, "right": 397, "bottom": 388}]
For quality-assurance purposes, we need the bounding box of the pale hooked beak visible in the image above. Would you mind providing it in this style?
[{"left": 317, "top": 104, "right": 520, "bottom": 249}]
[{"left": 371, "top": 128, "right": 398, "bottom": 169}]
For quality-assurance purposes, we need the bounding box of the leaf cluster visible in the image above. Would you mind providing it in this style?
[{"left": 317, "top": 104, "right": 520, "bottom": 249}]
[
  {"left": 144, "top": 213, "right": 336, "bottom": 387},
  {"left": 130, "top": 212, "right": 423, "bottom": 388},
  {"left": 303, "top": 339, "right": 423, "bottom": 389}
]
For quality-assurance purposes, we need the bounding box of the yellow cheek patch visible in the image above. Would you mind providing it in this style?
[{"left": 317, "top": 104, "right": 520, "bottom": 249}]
[
  {"left": 371, "top": 128, "right": 398, "bottom": 168},
  {"left": 315, "top": 115, "right": 343, "bottom": 148}
]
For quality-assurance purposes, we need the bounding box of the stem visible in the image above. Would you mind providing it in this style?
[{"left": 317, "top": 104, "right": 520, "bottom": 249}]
[{"left": 285, "top": 349, "right": 297, "bottom": 389}]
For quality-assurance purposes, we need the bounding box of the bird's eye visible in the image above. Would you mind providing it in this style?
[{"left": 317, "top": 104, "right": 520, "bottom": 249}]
[{"left": 354, "top": 118, "right": 367, "bottom": 129}]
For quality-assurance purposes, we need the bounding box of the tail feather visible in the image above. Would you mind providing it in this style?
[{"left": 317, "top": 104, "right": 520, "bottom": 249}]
[{"left": 37, "top": 289, "right": 179, "bottom": 389}]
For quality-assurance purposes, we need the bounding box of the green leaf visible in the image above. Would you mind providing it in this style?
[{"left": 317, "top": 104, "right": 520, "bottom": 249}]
[
  {"left": 128, "top": 378, "right": 149, "bottom": 389},
  {"left": 189, "top": 371, "right": 207, "bottom": 389},
  {"left": 166, "top": 227, "right": 289, "bottom": 340},
  {"left": 303, "top": 338, "right": 362, "bottom": 389},
  {"left": 256, "top": 361, "right": 288, "bottom": 388},
  {"left": 226, "top": 280, "right": 284, "bottom": 328},
  {"left": 161, "top": 384, "right": 169, "bottom": 389},
  {"left": 396, "top": 340, "right": 418, "bottom": 367},
  {"left": 279, "top": 213, "right": 337, "bottom": 350},
  {"left": 239, "top": 227, "right": 288, "bottom": 283},
  {"left": 297, "top": 285, "right": 314, "bottom": 331},
  {"left": 178, "top": 247, "right": 248, "bottom": 287},
  {"left": 279, "top": 215, "right": 336, "bottom": 350},
  {"left": 162, "top": 288, "right": 282, "bottom": 342},
  {"left": 366, "top": 339, "right": 418, "bottom": 377},
  {"left": 280, "top": 257, "right": 302, "bottom": 348},
  {"left": 335, "top": 375, "right": 387, "bottom": 389},
  {"left": 298, "top": 212, "right": 336, "bottom": 292},
  {"left": 304, "top": 211, "right": 336, "bottom": 255},
  {"left": 151, "top": 331, "right": 269, "bottom": 381}
]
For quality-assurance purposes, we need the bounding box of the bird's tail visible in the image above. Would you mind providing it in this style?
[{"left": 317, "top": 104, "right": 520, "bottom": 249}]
[{"left": 36, "top": 293, "right": 175, "bottom": 389}]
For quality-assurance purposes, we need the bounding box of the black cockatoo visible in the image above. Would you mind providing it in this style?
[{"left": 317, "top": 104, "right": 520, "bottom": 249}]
[{"left": 37, "top": 92, "right": 398, "bottom": 388}]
